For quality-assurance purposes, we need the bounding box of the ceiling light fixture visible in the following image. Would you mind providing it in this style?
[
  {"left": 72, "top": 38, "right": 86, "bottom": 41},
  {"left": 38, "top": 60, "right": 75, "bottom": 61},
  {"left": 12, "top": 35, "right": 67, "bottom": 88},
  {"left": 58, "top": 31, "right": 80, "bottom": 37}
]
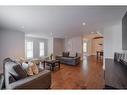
[{"left": 82, "top": 22, "right": 86, "bottom": 26}]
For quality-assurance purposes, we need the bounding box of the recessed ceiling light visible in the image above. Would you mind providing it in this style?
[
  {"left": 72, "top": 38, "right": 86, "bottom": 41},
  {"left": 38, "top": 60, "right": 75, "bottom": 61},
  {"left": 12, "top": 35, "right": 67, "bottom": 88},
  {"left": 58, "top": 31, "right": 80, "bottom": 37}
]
[
  {"left": 21, "top": 26, "right": 24, "bottom": 29},
  {"left": 82, "top": 22, "right": 86, "bottom": 26}
]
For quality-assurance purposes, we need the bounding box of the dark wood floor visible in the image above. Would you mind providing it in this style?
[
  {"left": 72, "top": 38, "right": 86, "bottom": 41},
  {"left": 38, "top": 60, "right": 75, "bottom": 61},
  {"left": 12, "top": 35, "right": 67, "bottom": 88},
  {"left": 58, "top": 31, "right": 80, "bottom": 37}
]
[{"left": 51, "top": 55, "right": 105, "bottom": 89}]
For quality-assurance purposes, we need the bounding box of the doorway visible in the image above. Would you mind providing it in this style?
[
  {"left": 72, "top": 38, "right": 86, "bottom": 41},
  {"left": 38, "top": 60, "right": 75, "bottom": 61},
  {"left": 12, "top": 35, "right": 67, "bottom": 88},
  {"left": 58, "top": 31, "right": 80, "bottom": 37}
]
[{"left": 83, "top": 41, "right": 88, "bottom": 56}]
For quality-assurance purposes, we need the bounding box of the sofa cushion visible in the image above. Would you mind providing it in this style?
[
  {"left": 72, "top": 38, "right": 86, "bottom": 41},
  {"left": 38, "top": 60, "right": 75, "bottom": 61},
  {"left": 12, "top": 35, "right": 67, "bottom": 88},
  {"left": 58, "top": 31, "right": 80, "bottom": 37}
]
[
  {"left": 13, "top": 64, "right": 28, "bottom": 80},
  {"left": 62, "top": 52, "right": 69, "bottom": 57},
  {"left": 9, "top": 73, "right": 16, "bottom": 83},
  {"left": 22, "top": 62, "right": 39, "bottom": 76},
  {"left": 27, "top": 66, "right": 34, "bottom": 76},
  {"left": 31, "top": 63, "right": 39, "bottom": 75},
  {"left": 21, "top": 62, "right": 29, "bottom": 70},
  {"left": 69, "top": 53, "right": 76, "bottom": 57},
  {"left": 21, "top": 62, "right": 33, "bottom": 76}
]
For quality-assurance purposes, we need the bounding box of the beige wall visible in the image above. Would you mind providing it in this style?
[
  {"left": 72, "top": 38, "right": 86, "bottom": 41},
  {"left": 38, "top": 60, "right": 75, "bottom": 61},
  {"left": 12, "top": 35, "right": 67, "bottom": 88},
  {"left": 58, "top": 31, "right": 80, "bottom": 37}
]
[
  {"left": 103, "top": 21, "right": 122, "bottom": 59},
  {"left": 64, "top": 36, "right": 83, "bottom": 59},
  {"left": 92, "top": 38, "right": 103, "bottom": 55},
  {"left": 102, "top": 21, "right": 122, "bottom": 70},
  {"left": 83, "top": 34, "right": 103, "bottom": 56},
  {"left": 53, "top": 38, "right": 64, "bottom": 56},
  {"left": 0, "top": 30, "right": 25, "bottom": 73}
]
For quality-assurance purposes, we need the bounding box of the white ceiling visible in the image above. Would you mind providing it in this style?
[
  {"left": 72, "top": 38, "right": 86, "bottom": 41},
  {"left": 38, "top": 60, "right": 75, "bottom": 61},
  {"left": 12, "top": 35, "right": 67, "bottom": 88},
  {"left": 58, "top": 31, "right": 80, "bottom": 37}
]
[{"left": 0, "top": 6, "right": 127, "bottom": 38}]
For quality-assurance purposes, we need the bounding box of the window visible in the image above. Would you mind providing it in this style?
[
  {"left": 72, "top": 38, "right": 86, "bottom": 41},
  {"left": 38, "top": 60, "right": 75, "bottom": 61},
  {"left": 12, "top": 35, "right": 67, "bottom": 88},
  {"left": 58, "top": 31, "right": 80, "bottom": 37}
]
[
  {"left": 25, "top": 41, "right": 33, "bottom": 58},
  {"left": 83, "top": 42, "right": 87, "bottom": 53},
  {"left": 40, "top": 42, "right": 45, "bottom": 57}
]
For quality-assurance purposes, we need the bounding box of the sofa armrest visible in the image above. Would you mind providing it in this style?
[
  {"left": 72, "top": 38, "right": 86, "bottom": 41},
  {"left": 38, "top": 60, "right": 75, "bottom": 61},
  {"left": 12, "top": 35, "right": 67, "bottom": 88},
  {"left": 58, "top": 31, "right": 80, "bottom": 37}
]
[
  {"left": 0, "top": 74, "right": 4, "bottom": 89},
  {"left": 7, "top": 70, "right": 51, "bottom": 89},
  {"left": 55, "top": 56, "right": 62, "bottom": 59}
]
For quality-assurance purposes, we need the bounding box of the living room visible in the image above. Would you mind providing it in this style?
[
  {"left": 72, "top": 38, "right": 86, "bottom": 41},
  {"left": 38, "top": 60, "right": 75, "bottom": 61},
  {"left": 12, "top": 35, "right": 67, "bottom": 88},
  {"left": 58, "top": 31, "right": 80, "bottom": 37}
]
[{"left": 0, "top": 6, "right": 127, "bottom": 90}]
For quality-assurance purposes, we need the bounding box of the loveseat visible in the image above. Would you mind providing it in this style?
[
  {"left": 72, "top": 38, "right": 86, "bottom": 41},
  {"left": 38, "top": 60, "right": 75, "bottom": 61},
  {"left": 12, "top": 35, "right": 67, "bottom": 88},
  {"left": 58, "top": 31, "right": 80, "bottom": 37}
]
[
  {"left": 3, "top": 58, "right": 51, "bottom": 89},
  {"left": 56, "top": 52, "right": 80, "bottom": 65}
]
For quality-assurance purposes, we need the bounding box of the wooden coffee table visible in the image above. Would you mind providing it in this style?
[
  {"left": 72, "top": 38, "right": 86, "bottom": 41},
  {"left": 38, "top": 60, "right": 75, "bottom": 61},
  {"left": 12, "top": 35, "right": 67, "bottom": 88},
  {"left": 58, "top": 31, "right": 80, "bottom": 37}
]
[{"left": 45, "top": 59, "right": 60, "bottom": 71}]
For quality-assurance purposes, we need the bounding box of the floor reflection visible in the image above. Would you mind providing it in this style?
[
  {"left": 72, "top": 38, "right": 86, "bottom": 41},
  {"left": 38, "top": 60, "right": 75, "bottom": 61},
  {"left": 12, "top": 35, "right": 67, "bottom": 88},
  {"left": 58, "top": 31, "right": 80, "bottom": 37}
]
[
  {"left": 52, "top": 55, "right": 104, "bottom": 89},
  {"left": 82, "top": 56, "right": 88, "bottom": 76}
]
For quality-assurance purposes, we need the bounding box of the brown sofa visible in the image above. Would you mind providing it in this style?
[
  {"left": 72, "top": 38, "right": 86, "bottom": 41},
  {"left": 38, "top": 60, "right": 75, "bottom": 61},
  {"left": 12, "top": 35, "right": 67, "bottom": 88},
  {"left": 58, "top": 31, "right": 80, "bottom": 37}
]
[{"left": 3, "top": 58, "right": 51, "bottom": 89}]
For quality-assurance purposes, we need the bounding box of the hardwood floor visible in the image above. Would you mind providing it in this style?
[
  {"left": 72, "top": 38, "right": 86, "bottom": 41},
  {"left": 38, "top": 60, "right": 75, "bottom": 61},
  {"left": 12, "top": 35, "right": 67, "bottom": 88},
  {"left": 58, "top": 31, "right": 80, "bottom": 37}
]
[{"left": 51, "top": 55, "right": 105, "bottom": 89}]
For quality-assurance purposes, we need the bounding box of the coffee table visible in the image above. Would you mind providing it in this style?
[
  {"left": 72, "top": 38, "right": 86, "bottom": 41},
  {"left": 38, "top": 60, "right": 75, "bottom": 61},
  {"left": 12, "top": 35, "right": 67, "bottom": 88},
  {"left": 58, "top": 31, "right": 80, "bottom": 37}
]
[{"left": 45, "top": 59, "right": 60, "bottom": 71}]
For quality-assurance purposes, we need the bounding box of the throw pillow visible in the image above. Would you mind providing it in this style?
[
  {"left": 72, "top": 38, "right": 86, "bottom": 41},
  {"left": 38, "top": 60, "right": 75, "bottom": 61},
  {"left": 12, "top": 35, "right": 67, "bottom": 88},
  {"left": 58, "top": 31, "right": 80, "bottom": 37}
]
[
  {"left": 13, "top": 64, "right": 28, "bottom": 80},
  {"left": 63, "top": 52, "right": 69, "bottom": 57},
  {"left": 21, "top": 62, "right": 32, "bottom": 75},
  {"left": 27, "top": 62, "right": 39, "bottom": 75},
  {"left": 31, "top": 63, "right": 39, "bottom": 75},
  {"left": 21, "top": 62, "right": 29, "bottom": 70},
  {"left": 27, "top": 66, "right": 34, "bottom": 76}
]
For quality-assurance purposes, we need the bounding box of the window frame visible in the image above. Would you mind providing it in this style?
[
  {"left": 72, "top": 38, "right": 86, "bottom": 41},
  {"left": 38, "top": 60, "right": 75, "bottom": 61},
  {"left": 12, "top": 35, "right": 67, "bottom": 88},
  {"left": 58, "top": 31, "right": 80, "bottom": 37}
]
[
  {"left": 25, "top": 40, "right": 33, "bottom": 59},
  {"left": 39, "top": 42, "right": 45, "bottom": 57}
]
